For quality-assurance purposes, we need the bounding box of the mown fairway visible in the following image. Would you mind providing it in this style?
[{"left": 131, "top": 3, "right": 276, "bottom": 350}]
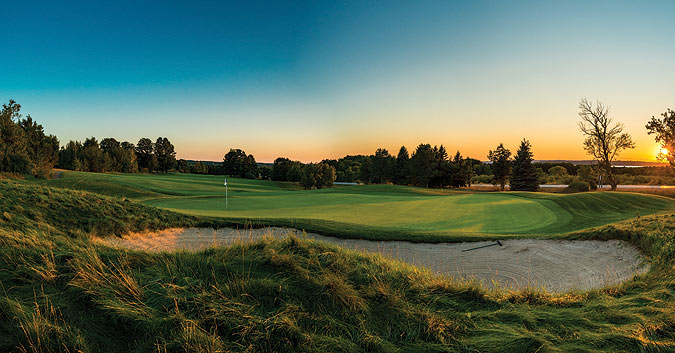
[{"left": 42, "top": 171, "right": 675, "bottom": 238}]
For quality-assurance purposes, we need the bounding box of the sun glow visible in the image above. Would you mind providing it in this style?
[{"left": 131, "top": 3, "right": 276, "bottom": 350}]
[{"left": 660, "top": 148, "right": 669, "bottom": 155}]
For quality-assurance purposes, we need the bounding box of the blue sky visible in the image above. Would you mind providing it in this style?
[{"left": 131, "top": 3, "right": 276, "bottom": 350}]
[{"left": 2, "top": 1, "right": 674, "bottom": 162}]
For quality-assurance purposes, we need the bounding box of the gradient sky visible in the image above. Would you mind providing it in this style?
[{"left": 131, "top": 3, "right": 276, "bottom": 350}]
[{"left": 2, "top": 0, "right": 674, "bottom": 162}]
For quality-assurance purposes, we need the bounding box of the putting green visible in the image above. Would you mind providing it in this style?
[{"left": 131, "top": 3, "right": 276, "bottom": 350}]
[{"left": 43, "top": 171, "right": 674, "bottom": 236}]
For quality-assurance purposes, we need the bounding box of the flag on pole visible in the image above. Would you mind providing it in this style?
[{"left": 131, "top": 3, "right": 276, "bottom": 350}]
[{"left": 224, "top": 178, "right": 227, "bottom": 186}]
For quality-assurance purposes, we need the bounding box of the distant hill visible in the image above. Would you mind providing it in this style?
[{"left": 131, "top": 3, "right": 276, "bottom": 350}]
[
  {"left": 186, "top": 159, "right": 667, "bottom": 167},
  {"left": 184, "top": 160, "right": 273, "bottom": 167},
  {"left": 534, "top": 160, "right": 668, "bottom": 167}
]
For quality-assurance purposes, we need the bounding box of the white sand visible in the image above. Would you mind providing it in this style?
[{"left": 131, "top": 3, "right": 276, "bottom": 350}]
[{"left": 104, "top": 227, "right": 649, "bottom": 293}]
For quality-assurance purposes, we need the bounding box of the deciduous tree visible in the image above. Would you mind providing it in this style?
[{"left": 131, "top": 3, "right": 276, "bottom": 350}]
[
  {"left": 646, "top": 108, "right": 675, "bottom": 167},
  {"left": 578, "top": 99, "right": 635, "bottom": 190},
  {"left": 487, "top": 143, "right": 511, "bottom": 191},
  {"left": 272, "top": 157, "right": 299, "bottom": 181},
  {"left": 300, "top": 162, "right": 336, "bottom": 189},
  {"left": 135, "top": 138, "right": 154, "bottom": 172},
  {"left": 177, "top": 159, "right": 188, "bottom": 173},
  {"left": 223, "top": 148, "right": 258, "bottom": 178},
  {"left": 154, "top": 137, "right": 176, "bottom": 172}
]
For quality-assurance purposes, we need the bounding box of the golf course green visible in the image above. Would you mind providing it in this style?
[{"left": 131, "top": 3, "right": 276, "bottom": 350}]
[{"left": 42, "top": 171, "right": 675, "bottom": 238}]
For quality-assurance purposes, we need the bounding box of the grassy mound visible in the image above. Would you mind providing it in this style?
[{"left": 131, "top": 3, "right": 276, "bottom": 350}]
[
  {"left": 0, "top": 179, "right": 196, "bottom": 237},
  {"left": 0, "top": 180, "right": 674, "bottom": 352}
]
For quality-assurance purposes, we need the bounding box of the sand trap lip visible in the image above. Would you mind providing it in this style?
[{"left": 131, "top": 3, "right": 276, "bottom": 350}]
[{"left": 104, "top": 227, "right": 648, "bottom": 293}]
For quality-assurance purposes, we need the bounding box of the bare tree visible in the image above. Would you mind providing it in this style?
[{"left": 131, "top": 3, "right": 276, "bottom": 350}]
[{"left": 577, "top": 98, "right": 635, "bottom": 190}]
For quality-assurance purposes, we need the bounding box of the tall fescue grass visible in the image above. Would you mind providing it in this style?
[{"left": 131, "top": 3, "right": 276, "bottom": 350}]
[{"left": 1, "top": 180, "right": 674, "bottom": 351}]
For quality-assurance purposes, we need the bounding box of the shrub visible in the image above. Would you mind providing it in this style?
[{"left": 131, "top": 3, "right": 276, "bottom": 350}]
[
  {"left": 564, "top": 181, "right": 590, "bottom": 193},
  {"left": 548, "top": 165, "right": 568, "bottom": 176},
  {"left": 472, "top": 174, "right": 493, "bottom": 184},
  {"left": 300, "top": 163, "right": 336, "bottom": 189}
]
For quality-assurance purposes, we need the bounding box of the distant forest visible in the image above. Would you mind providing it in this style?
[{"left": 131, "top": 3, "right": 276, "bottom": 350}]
[
  {"left": 2, "top": 99, "right": 675, "bottom": 190},
  {"left": 180, "top": 146, "right": 675, "bottom": 191}
]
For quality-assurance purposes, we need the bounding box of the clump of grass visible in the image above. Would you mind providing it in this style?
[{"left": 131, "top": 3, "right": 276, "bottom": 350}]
[{"left": 0, "top": 293, "right": 86, "bottom": 353}]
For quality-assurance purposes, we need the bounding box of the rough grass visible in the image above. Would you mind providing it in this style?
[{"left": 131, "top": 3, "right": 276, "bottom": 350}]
[
  {"left": 0, "top": 179, "right": 198, "bottom": 237},
  {"left": 1, "top": 178, "right": 675, "bottom": 351}
]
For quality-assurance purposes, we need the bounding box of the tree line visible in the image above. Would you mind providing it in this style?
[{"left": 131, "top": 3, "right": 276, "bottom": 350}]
[
  {"left": 0, "top": 100, "right": 59, "bottom": 177},
  {"left": 6, "top": 98, "right": 675, "bottom": 191},
  {"left": 267, "top": 144, "right": 498, "bottom": 189},
  {"left": 58, "top": 137, "right": 176, "bottom": 173},
  {"left": 215, "top": 151, "right": 335, "bottom": 189},
  {"left": 143, "top": 141, "right": 564, "bottom": 192},
  {"left": 175, "top": 149, "right": 261, "bottom": 178},
  {"left": 318, "top": 145, "right": 483, "bottom": 188}
]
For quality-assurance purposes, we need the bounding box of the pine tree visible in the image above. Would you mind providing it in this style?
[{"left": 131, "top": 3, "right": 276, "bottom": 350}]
[
  {"left": 510, "top": 139, "right": 539, "bottom": 191},
  {"left": 428, "top": 145, "right": 448, "bottom": 188},
  {"left": 450, "top": 151, "right": 467, "bottom": 187},
  {"left": 393, "top": 146, "right": 410, "bottom": 185},
  {"left": 411, "top": 144, "right": 436, "bottom": 188},
  {"left": 371, "top": 148, "right": 394, "bottom": 184}
]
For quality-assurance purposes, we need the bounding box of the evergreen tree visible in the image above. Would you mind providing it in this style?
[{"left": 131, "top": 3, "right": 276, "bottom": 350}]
[
  {"left": 0, "top": 100, "right": 59, "bottom": 176},
  {"left": 430, "top": 145, "right": 450, "bottom": 188},
  {"left": 449, "top": 151, "right": 467, "bottom": 187},
  {"left": 19, "top": 115, "right": 59, "bottom": 177},
  {"left": 487, "top": 143, "right": 512, "bottom": 191},
  {"left": 371, "top": 148, "right": 394, "bottom": 184},
  {"left": 436, "top": 145, "right": 448, "bottom": 161},
  {"left": 358, "top": 157, "right": 372, "bottom": 184},
  {"left": 411, "top": 144, "right": 435, "bottom": 188},
  {"left": 58, "top": 141, "right": 83, "bottom": 171},
  {"left": 0, "top": 100, "right": 28, "bottom": 173},
  {"left": 393, "top": 146, "right": 410, "bottom": 185},
  {"left": 81, "top": 137, "right": 105, "bottom": 172},
  {"left": 510, "top": 139, "right": 539, "bottom": 191}
]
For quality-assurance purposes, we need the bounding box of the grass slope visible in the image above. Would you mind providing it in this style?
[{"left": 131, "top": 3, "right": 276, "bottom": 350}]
[
  {"left": 41, "top": 171, "right": 675, "bottom": 241},
  {"left": 0, "top": 179, "right": 196, "bottom": 237},
  {"left": 1, "top": 181, "right": 675, "bottom": 352}
]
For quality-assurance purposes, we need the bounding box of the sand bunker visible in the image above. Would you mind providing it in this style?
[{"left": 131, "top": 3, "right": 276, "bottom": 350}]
[{"left": 105, "top": 227, "right": 648, "bottom": 292}]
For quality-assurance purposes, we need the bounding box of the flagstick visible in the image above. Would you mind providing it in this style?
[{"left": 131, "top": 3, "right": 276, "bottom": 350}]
[{"left": 225, "top": 177, "right": 228, "bottom": 209}]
